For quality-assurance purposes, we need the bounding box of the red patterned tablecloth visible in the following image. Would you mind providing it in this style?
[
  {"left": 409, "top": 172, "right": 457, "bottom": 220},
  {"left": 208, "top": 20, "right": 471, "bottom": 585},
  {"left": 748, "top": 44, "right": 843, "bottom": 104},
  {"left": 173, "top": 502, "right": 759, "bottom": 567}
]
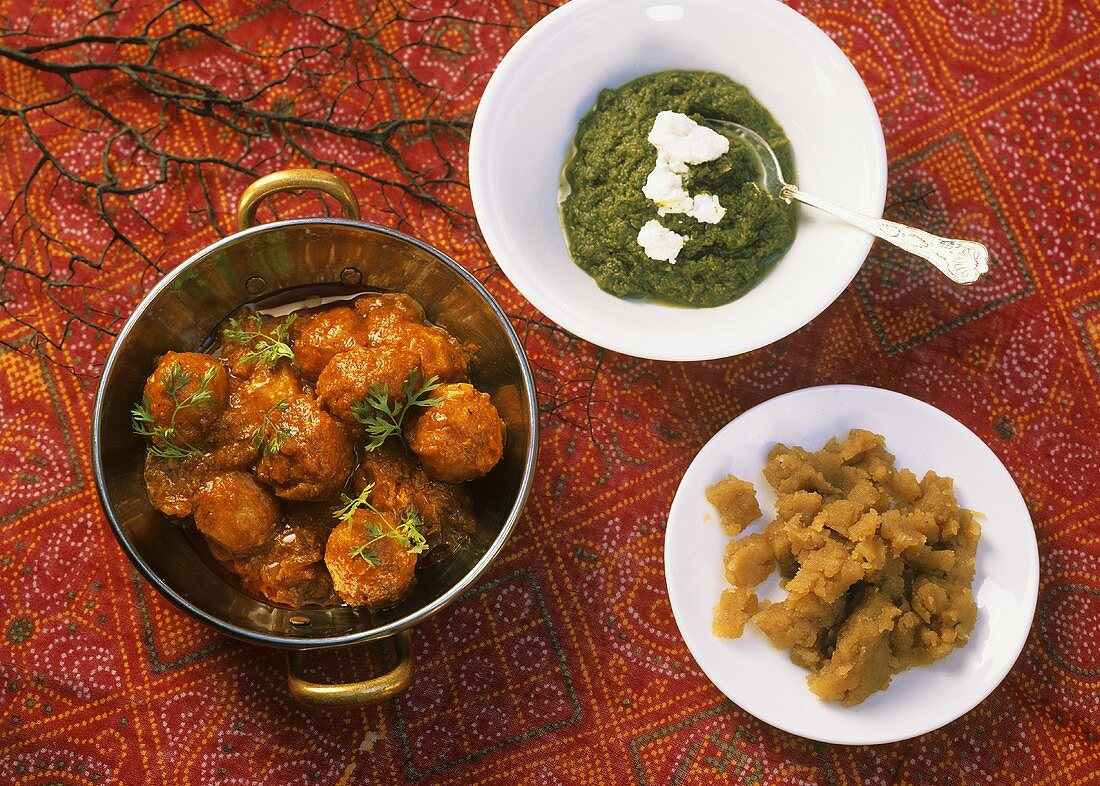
[{"left": 0, "top": 1, "right": 1097, "bottom": 784}]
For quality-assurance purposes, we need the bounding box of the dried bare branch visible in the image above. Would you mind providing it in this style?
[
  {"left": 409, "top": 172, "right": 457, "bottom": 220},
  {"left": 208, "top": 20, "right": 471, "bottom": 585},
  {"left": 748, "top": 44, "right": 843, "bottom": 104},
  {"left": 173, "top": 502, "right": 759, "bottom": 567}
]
[{"left": 0, "top": 0, "right": 521, "bottom": 374}]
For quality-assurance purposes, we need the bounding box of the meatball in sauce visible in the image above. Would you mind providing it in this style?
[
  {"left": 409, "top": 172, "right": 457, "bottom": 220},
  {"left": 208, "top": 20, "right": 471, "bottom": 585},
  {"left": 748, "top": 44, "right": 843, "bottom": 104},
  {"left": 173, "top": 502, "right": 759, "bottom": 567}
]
[
  {"left": 255, "top": 394, "right": 354, "bottom": 501},
  {"left": 141, "top": 352, "right": 228, "bottom": 451},
  {"left": 325, "top": 509, "right": 419, "bottom": 610},
  {"left": 229, "top": 504, "right": 337, "bottom": 607},
  {"left": 353, "top": 443, "right": 477, "bottom": 559},
  {"left": 406, "top": 383, "right": 505, "bottom": 483},
  {"left": 316, "top": 345, "right": 421, "bottom": 425},
  {"left": 193, "top": 471, "right": 280, "bottom": 558},
  {"left": 289, "top": 306, "right": 372, "bottom": 382}
]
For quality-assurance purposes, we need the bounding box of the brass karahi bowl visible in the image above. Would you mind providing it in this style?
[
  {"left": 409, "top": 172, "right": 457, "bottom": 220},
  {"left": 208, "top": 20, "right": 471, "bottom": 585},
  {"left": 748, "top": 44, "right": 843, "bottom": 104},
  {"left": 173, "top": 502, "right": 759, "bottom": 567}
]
[{"left": 91, "top": 169, "right": 539, "bottom": 706}]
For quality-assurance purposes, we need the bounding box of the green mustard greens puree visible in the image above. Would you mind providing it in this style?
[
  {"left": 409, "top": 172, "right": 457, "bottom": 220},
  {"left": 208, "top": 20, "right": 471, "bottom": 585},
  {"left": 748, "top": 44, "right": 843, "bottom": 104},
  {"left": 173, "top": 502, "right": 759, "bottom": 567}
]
[{"left": 559, "top": 70, "right": 797, "bottom": 308}]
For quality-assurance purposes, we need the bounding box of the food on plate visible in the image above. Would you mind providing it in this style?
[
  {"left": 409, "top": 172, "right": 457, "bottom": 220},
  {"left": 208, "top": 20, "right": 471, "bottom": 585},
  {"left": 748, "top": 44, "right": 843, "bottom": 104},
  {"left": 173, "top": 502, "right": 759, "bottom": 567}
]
[
  {"left": 705, "top": 474, "right": 762, "bottom": 535},
  {"left": 722, "top": 533, "right": 774, "bottom": 587},
  {"left": 559, "top": 69, "right": 797, "bottom": 307},
  {"left": 708, "top": 429, "right": 981, "bottom": 706},
  {"left": 131, "top": 291, "right": 505, "bottom": 611},
  {"left": 713, "top": 586, "right": 758, "bottom": 639}
]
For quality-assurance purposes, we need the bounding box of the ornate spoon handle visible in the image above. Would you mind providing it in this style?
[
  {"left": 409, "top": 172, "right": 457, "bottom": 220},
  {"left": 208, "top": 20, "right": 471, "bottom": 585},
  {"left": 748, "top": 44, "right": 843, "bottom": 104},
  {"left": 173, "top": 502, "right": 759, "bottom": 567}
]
[{"left": 782, "top": 185, "right": 990, "bottom": 285}]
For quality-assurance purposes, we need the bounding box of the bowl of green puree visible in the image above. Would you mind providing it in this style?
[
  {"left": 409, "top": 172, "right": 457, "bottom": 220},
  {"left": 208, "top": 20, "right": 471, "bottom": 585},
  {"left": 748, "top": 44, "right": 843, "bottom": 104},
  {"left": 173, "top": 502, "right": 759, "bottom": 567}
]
[
  {"left": 470, "top": 0, "right": 887, "bottom": 361},
  {"left": 560, "top": 70, "right": 798, "bottom": 308}
]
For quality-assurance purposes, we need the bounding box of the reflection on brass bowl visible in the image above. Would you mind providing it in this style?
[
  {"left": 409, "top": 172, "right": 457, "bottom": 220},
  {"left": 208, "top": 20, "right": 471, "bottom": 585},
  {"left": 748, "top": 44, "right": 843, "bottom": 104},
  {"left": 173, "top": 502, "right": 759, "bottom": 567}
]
[{"left": 91, "top": 169, "right": 539, "bottom": 706}]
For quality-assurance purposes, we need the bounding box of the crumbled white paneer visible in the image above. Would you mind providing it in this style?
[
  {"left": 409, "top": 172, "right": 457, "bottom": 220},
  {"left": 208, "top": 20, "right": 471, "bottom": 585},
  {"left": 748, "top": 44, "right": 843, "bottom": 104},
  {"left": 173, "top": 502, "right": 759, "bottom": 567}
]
[
  {"left": 688, "top": 193, "right": 726, "bottom": 224},
  {"left": 637, "top": 111, "right": 729, "bottom": 263},
  {"left": 643, "top": 163, "right": 692, "bottom": 214},
  {"left": 647, "top": 110, "right": 730, "bottom": 173},
  {"left": 636, "top": 219, "right": 685, "bottom": 264}
]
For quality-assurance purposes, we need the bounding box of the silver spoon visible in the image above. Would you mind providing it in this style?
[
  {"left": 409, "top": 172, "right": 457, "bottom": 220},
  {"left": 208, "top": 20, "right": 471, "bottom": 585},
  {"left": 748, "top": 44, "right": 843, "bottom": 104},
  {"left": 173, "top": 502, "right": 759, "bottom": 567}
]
[{"left": 705, "top": 119, "right": 990, "bottom": 285}]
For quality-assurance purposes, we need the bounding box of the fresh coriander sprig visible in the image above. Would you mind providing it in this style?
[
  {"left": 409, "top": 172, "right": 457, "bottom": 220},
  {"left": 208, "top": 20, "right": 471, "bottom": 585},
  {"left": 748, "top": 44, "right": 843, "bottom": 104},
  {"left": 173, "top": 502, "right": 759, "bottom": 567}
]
[
  {"left": 223, "top": 313, "right": 296, "bottom": 370},
  {"left": 347, "top": 543, "right": 382, "bottom": 567},
  {"left": 334, "top": 484, "right": 377, "bottom": 522},
  {"left": 351, "top": 370, "right": 443, "bottom": 451},
  {"left": 333, "top": 485, "right": 429, "bottom": 564},
  {"left": 250, "top": 399, "right": 291, "bottom": 456},
  {"left": 352, "top": 387, "right": 402, "bottom": 449},
  {"left": 131, "top": 362, "right": 218, "bottom": 459},
  {"left": 395, "top": 510, "right": 429, "bottom": 555},
  {"left": 132, "top": 400, "right": 194, "bottom": 459}
]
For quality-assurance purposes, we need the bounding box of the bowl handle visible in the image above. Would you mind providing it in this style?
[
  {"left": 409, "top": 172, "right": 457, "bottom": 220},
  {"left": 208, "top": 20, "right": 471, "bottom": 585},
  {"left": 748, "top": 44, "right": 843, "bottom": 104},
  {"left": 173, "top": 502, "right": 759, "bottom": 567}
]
[
  {"left": 285, "top": 630, "right": 413, "bottom": 707},
  {"left": 237, "top": 168, "right": 361, "bottom": 231}
]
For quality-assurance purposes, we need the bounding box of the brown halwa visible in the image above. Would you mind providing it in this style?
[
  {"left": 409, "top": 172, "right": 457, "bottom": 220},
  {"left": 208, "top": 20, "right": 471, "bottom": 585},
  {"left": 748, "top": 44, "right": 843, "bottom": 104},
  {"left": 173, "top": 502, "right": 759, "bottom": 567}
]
[
  {"left": 706, "top": 475, "right": 762, "bottom": 535},
  {"left": 710, "top": 429, "right": 980, "bottom": 706}
]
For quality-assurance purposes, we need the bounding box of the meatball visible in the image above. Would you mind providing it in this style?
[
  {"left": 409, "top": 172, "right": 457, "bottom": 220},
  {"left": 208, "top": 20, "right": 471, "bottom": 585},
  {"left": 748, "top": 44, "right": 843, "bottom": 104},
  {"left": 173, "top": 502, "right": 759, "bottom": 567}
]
[
  {"left": 143, "top": 453, "right": 212, "bottom": 518},
  {"left": 289, "top": 306, "right": 372, "bottom": 381},
  {"left": 351, "top": 443, "right": 416, "bottom": 515},
  {"left": 406, "top": 383, "right": 504, "bottom": 483},
  {"left": 255, "top": 394, "right": 354, "bottom": 500},
  {"left": 208, "top": 360, "right": 305, "bottom": 471},
  {"left": 353, "top": 444, "right": 476, "bottom": 552},
  {"left": 235, "top": 359, "right": 304, "bottom": 413},
  {"left": 229, "top": 505, "right": 337, "bottom": 607},
  {"left": 218, "top": 313, "right": 295, "bottom": 377},
  {"left": 355, "top": 291, "right": 471, "bottom": 381},
  {"left": 193, "top": 471, "right": 280, "bottom": 558},
  {"left": 142, "top": 352, "right": 229, "bottom": 450},
  {"left": 325, "top": 509, "right": 418, "bottom": 609},
  {"left": 316, "top": 346, "right": 422, "bottom": 425},
  {"left": 370, "top": 319, "right": 471, "bottom": 383},
  {"left": 354, "top": 292, "right": 425, "bottom": 326}
]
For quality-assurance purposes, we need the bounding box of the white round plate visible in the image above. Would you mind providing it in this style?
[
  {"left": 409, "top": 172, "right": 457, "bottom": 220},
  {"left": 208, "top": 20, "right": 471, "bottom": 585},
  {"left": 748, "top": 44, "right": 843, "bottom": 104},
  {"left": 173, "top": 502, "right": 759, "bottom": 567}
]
[
  {"left": 664, "top": 385, "right": 1039, "bottom": 745},
  {"left": 470, "top": 0, "right": 887, "bottom": 361}
]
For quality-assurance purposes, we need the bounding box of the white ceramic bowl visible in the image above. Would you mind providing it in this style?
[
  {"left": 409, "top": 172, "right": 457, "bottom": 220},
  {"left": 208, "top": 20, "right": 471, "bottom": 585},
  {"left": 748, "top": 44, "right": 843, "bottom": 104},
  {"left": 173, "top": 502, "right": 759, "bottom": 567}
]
[
  {"left": 665, "top": 386, "right": 1040, "bottom": 744},
  {"left": 470, "top": 0, "right": 887, "bottom": 361}
]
